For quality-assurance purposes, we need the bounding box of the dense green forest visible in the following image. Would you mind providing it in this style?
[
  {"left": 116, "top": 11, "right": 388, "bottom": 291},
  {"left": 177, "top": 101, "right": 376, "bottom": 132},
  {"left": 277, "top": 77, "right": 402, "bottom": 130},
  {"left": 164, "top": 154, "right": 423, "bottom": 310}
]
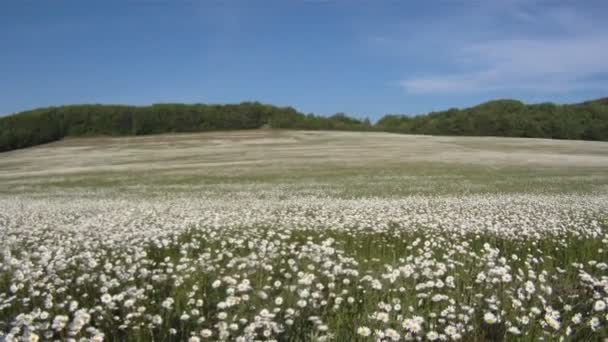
[
  {"left": 1, "top": 98, "right": 607, "bottom": 152},
  {"left": 377, "top": 98, "right": 608, "bottom": 141},
  {"left": 0, "top": 103, "right": 372, "bottom": 152}
]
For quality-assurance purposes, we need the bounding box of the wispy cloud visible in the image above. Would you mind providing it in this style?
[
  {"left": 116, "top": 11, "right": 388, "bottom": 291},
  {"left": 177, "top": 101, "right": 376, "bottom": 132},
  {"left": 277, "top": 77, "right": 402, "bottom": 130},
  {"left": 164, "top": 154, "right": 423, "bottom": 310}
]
[
  {"left": 396, "top": 3, "right": 608, "bottom": 95},
  {"left": 402, "top": 36, "right": 608, "bottom": 94}
]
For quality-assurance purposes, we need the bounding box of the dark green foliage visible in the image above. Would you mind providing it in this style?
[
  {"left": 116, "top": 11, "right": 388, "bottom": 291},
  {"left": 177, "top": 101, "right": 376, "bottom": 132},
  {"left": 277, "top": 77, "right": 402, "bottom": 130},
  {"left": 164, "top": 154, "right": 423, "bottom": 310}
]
[
  {"left": 0, "top": 102, "right": 372, "bottom": 152},
  {"left": 1, "top": 98, "right": 607, "bottom": 152},
  {"left": 376, "top": 99, "right": 608, "bottom": 141}
]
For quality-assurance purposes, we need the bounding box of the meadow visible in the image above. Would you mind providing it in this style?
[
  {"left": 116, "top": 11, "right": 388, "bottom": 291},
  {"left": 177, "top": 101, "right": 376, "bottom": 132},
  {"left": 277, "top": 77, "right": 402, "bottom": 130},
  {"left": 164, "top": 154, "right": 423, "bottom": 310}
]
[{"left": 0, "top": 130, "right": 607, "bottom": 341}]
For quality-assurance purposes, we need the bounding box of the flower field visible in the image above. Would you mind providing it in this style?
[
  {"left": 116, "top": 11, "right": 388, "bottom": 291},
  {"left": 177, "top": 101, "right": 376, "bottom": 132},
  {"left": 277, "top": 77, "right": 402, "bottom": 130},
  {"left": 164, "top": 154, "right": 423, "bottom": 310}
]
[
  {"left": 1, "top": 131, "right": 607, "bottom": 341},
  {"left": 1, "top": 190, "right": 607, "bottom": 341}
]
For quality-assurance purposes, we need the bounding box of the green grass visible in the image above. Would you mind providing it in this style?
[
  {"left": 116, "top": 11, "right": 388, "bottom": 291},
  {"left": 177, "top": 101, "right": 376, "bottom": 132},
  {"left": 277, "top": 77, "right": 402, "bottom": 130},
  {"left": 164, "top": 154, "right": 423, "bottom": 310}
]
[{"left": 2, "top": 162, "right": 607, "bottom": 196}]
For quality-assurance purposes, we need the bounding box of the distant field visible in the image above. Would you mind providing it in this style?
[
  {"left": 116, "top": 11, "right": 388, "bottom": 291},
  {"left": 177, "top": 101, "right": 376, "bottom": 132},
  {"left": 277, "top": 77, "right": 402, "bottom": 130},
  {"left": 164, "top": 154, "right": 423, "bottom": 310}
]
[
  {"left": 1, "top": 130, "right": 607, "bottom": 194},
  {"left": 1, "top": 131, "right": 607, "bottom": 341}
]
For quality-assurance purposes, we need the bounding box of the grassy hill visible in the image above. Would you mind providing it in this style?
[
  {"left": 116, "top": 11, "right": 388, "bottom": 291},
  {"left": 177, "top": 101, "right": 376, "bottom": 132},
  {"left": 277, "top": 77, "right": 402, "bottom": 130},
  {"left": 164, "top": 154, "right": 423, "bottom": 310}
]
[
  {"left": 1, "top": 130, "right": 607, "bottom": 194},
  {"left": 1, "top": 97, "right": 607, "bottom": 152},
  {"left": 1, "top": 130, "right": 608, "bottom": 342}
]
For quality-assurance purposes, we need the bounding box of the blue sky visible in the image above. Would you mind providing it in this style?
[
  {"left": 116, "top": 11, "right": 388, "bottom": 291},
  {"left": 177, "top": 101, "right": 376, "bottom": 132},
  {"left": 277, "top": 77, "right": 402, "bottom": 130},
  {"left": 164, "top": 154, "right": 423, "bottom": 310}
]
[{"left": 1, "top": 0, "right": 607, "bottom": 119}]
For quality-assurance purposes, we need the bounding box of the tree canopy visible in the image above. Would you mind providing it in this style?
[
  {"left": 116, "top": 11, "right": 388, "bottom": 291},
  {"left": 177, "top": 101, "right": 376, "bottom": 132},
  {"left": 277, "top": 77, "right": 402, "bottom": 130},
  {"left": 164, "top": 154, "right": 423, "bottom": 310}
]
[
  {"left": 0, "top": 102, "right": 372, "bottom": 152},
  {"left": 1, "top": 98, "right": 607, "bottom": 152},
  {"left": 376, "top": 98, "right": 608, "bottom": 141}
]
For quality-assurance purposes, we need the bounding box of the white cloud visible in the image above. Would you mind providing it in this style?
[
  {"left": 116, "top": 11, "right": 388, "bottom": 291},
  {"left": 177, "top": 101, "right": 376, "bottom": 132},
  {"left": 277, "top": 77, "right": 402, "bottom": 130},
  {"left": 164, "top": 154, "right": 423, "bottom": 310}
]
[
  {"left": 401, "top": 35, "right": 608, "bottom": 94},
  {"left": 398, "top": 4, "right": 608, "bottom": 94}
]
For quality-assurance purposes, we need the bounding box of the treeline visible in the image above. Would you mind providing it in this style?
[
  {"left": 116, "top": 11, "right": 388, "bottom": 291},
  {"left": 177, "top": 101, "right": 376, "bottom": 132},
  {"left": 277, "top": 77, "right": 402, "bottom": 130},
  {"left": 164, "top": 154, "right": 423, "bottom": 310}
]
[
  {"left": 0, "top": 102, "right": 372, "bottom": 152},
  {"left": 377, "top": 99, "right": 608, "bottom": 141},
  {"left": 1, "top": 98, "right": 607, "bottom": 152}
]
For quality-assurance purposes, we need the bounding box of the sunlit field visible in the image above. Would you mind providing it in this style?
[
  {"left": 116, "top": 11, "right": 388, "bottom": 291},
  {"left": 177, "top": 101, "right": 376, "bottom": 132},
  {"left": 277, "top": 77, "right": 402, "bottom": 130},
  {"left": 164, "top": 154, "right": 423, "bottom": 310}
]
[{"left": 1, "top": 131, "right": 608, "bottom": 341}]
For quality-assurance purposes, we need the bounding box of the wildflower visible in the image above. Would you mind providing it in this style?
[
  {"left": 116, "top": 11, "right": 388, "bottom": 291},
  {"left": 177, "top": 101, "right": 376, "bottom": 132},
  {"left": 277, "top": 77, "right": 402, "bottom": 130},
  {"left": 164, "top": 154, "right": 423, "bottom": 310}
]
[
  {"left": 161, "top": 297, "right": 174, "bottom": 309},
  {"left": 152, "top": 315, "right": 163, "bottom": 325},
  {"left": 402, "top": 317, "right": 423, "bottom": 334},
  {"left": 544, "top": 313, "right": 560, "bottom": 330},
  {"left": 427, "top": 331, "right": 439, "bottom": 340},
  {"left": 444, "top": 325, "right": 457, "bottom": 337},
  {"left": 357, "top": 326, "right": 371, "bottom": 337},
  {"left": 525, "top": 281, "right": 535, "bottom": 294},
  {"left": 91, "top": 335, "right": 104, "bottom": 342},
  {"left": 51, "top": 315, "right": 69, "bottom": 331},
  {"left": 385, "top": 328, "right": 400, "bottom": 340},
  {"left": 593, "top": 300, "right": 606, "bottom": 312},
  {"left": 589, "top": 317, "right": 601, "bottom": 331},
  {"left": 483, "top": 312, "right": 497, "bottom": 324},
  {"left": 69, "top": 300, "right": 79, "bottom": 311},
  {"left": 507, "top": 326, "right": 521, "bottom": 335},
  {"left": 100, "top": 294, "right": 112, "bottom": 305}
]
